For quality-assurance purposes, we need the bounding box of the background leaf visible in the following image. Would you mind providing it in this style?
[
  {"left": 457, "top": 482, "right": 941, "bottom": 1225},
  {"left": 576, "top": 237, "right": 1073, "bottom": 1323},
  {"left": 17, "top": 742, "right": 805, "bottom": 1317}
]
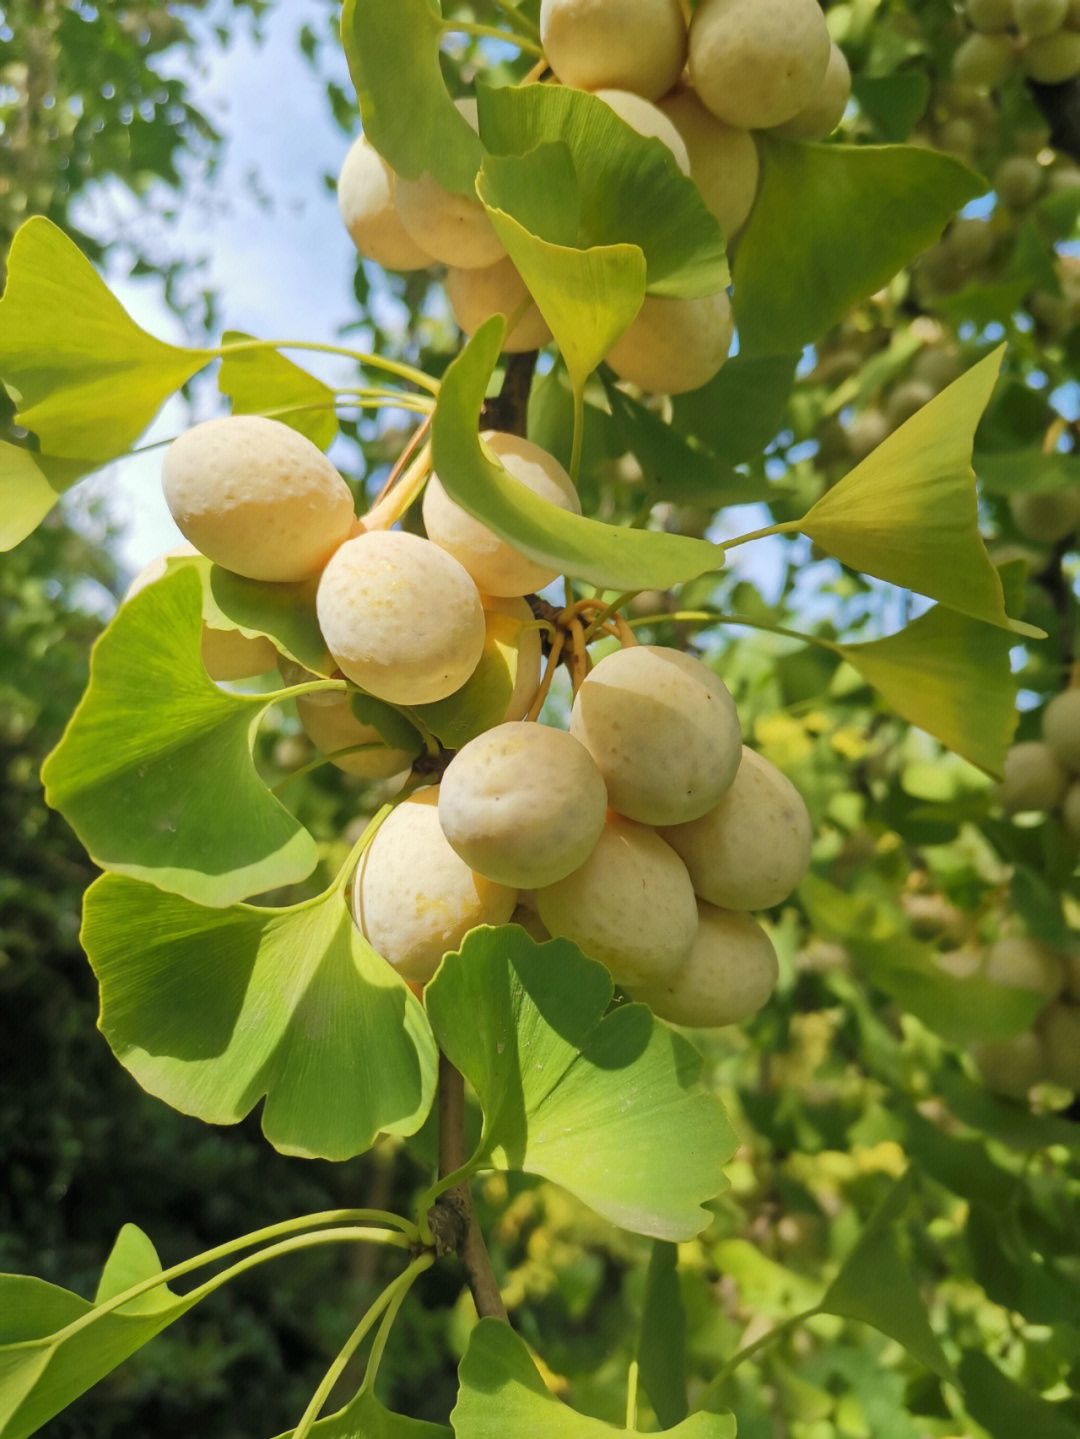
[
  {"left": 671, "top": 353, "right": 799, "bottom": 467},
  {"left": 637, "top": 1241, "right": 688, "bottom": 1428},
  {"left": 218, "top": 331, "right": 339, "bottom": 449},
  {"left": 82, "top": 873, "right": 438, "bottom": 1159},
  {"left": 0, "top": 440, "right": 96, "bottom": 550},
  {"left": 958, "top": 1352, "right": 1079, "bottom": 1439},
  {"left": 425, "top": 926, "right": 738, "bottom": 1241}
]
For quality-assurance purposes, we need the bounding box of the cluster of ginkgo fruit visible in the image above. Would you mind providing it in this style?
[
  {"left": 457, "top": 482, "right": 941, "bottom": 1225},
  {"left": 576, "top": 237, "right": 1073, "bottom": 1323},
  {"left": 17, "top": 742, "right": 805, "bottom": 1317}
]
[
  {"left": 956, "top": 0, "right": 1080, "bottom": 88},
  {"left": 125, "top": 405, "right": 815, "bottom": 1030},
  {"left": 336, "top": 0, "right": 851, "bottom": 395},
  {"left": 996, "top": 687, "right": 1080, "bottom": 840}
]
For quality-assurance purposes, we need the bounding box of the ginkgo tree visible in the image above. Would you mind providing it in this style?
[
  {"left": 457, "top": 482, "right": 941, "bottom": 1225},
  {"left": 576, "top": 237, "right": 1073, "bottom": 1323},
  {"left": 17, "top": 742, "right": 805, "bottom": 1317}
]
[{"left": 3, "top": 0, "right": 1079, "bottom": 1435}]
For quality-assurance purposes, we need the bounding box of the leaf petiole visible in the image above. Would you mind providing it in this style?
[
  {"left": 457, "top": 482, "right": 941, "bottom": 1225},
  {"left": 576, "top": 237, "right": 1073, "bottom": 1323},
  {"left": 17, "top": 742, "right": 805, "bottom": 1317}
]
[{"left": 211, "top": 336, "right": 440, "bottom": 397}]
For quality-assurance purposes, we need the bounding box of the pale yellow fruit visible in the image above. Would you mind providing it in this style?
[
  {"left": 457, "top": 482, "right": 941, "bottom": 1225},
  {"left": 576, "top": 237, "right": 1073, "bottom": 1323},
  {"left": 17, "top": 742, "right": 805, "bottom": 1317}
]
[
  {"left": 1009, "top": 488, "right": 1080, "bottom": 543},
  {"left": 1038, "top": 1002, "right": 1080, "bottom": 1088},
  {"left": 535, "top": 813, "right": 698, "bottom": 989},
  {"left": 590, "top": 90, "right": 691, "bottom": 173},
  {"left": 1041, "top": 688, "right": 1080, "bottom": 772},
  {"left": 444, "top": 257, "right": 552, "bottom": 352},
  {"left": 161, "top": 416, "right": 356, "bottom": 583},
  {"left": 844, "top": 408, "right": 890, "bottom": 460},
  {"left": 354, "top": 789, "right": 517, "bottom": 982},
  {"left": 952, "top": 31, "right": 1015, "bottom": 86},
  {"left": 1012, "top": 0, "right": 1068, "bottom": 35},
  {"left": 1062, "top": 781, "right": 1080, "bottom": 842},
  {"left": 336, "top": 134, "right": 433, "bottom": 271},
  {"left": 934, "top": 947, "right": 984, "bottom": 979},
  {"left": 316, "top": 530, "right": 485, "bottom": 704},
  {"left": 973, "top": 1030, "right": 1047, "bottom": 1097},
  {"left": 659, "top": 746, "right": 811, "bottom": 909},
  {"left": 604, "top": 290, "right": 733, "bottom": 395},
  {"left": 885, "top": 380, "right": 936, "bottom": 427},
  {"left": 539, "top": 0, "right": 688, "bottom": 101},
  {"left": 983, "top": 935, "right": 1065, "bottom": 1000},
  {"left": 570, "top": 645, "right": 741, "bottom": 825},
  {"left": 688, "top": 0, "right": 831, "bottom": 130},
  {"left": 966, "top": 0, "right": 1013, "bottom": 28},
  {"left": 994, "top": 741, "right": 1069, "bottom": 812},
  {"left": 295, "top": 692, "right": 415, "bottom": 780},
  {"left": 656, "top": 87, "right": 759, "bottom": 237},
  {"left": 393, "top": 100, "right": 506, "bottom": 270},
  {"left": 424, "top": 432, "right": 581, "bottom": 597},
  {"left": 774, "top": 41, "right": 852, "bottom": 140},
  {"left": 630, "top": 903, "right": 779, "bottom": 1026},
  {"left": 439, "top": 722, "right": 608, "bottom": 888},
  {"left": 483, "top": 595, "right": 544, "bottom": 722}
]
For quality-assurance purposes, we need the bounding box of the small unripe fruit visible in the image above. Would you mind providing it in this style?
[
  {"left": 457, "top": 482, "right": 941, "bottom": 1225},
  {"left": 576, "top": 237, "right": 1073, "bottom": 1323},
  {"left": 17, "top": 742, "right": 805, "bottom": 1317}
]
[
  {"left": 1062, "top": 781, "right": 1080, "bottom": 841},
  {"left": 774, "top": 42, "right": 852, "bottom": 141},
  {"left": 1023, "top": 30, "right": 1080, "bottom": 79},
  {"left": 539, "top": 0, "right": 688, "bottom": 102},
  {"left": 885, "top": 380, "right": 936, "bottom": 428},
  {"left": 444, "top": 257, "right": 552, "bottom": 352},
  {"left": 935, "top": 947, "right": 984, "bottom": 979},
  {"left": 1012, "top": 0, "right": 1068, "bottom": 36},
  {"left": 295, "top": 692, "right": 415, "bottom": 780},
  {"left": 983, "top": 935, "right": 1066, "bottom": 999},
  {"left": 993, "top": 154, "right": 1044, "bottom": 208},
  {"left": 656, "top": 87, "right": 759, "bottom": 237},
  {"left": 688, "top": 0, "right": 831, "bottom": 130},
  {"left": 1008, "top": 487, "right": 1080, "bottom": 543},
  {"left": 947, "top": 216, "right": 995, "bottom": 269},
  {"left": 844, "top": 408, "right": 891, "bottom": 460},
  {"left": 629, "top": 903, "right": 779, "bottom": 1027},
  {"left": 570, "top": 645, "right": 742, "bottom": 825},
  {"left": 439, "top": 722, "right": 608, "bottom": 888},
  {"left": 337, "top": 135, "right": 433, "bottom": 271},
  {"left": 424, "top": 432, "right": 581, "bottom": 597},
  {"left": 952, "top": 31, "right": 1015, "bottom": 87},
  {"left": 590, "top": 90, "right": 691, "bottom": 173},
  {"left": 604, "top": 290, "right": 733, "bottom": 395},
  {"left": 973, "top": 1030, "right": 1047, "bottom": 1097},
  {"left": 659, "top": 746, "right": 812, "bottom": 909},
  {"left": 317, "top": 530, "right": 486, "bottom": 704},
  {"left": 535, "top": 813, "right": 698, "bottom": 989},
  {"left": 1041, "top": 689, "right": 1080, "bottom": 772},
  {"left": 1038, "top": 1002, "right": 1080, "bottom": 1088},
  {"left": 995, "top": 741, "right": 1069, "bottom": 812},
  {"left": 354, "top": 789, "right": 517, "bottom": 982},
  {"left": 966, "top": 0, "right": 1014, "bottom": 28},
  {"left": 161, "top": 416, "right": 356, "bottom": 583}
]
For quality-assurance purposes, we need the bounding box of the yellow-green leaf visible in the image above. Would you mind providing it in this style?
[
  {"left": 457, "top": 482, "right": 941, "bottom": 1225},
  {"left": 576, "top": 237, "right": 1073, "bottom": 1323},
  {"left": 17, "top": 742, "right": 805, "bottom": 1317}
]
[
  {"left": 0, "top": 439, "right": 96, "bottom": 550},
  {"left": 218, "top": 332, "right": 338, "bottom": 449}
]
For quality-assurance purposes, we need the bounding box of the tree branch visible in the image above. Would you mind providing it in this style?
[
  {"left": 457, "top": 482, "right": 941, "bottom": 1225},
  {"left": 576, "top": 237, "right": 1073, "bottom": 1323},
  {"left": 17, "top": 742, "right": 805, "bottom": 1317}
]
[
  {"left": 434, "top": 1051, "right": 509, "bottom": 1321},
  {"left": 479, "top": 350, "right": 537, "bottom": 438}
]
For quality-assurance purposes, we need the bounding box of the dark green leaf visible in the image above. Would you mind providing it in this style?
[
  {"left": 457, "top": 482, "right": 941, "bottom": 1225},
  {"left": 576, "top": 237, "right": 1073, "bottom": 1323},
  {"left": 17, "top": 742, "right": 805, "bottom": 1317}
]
[
  {"left": 958, "top": 1351, "right": 1078, "bottom": 1439},
  {"left": 638, "top": 1242, "right": 688, "bottom": 1428},
  {"left": 671, "top": 353, "right": 799, "bottom": 466}
]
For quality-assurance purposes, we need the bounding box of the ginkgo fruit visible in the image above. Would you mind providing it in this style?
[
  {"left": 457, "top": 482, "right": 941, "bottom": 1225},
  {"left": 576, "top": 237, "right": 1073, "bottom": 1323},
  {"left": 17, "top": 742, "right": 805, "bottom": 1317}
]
[
  {"left": 656, "top": 87, "right": 759, "bottom": 238},
  {"left": 481, "top": 595, "right": 544, "bottom": 722},
  {"left": 337, "top": 134, "right": 434, "bottom": 271},
  {"left": 570, "top": 645, "right": 742, "bottom": 825},
  {"left": 534, "top": 813, "right": 698, "bottom": 990},
  {"left": 294, "top": 692, "right": 415, "bottom": 780},
  {"left": 982, "top": 935, "right": 1066, "bottom": 1000},
  {"left": 1038, "top": 1001, "right": 1080, "bottom": 1088},
  {"left": 1041, "top": 688, "right": 1080, "bottom": 772},
  {"left": 972, "top": 1030, "right": 1047, "bottom": 1097},
  {"left": 439, "top": 722, "right": 607, "bottom": 889},
  {"left": 994, "top": 741, "right": 1069, "bottom": 812},
  {"left": 659, "top": 746, "right": 812, "bottom": 910},
  {"left": 161, "top": 415, "right": 356, "bottom": 583},
  {"left": 444, "top": 257, "right": 552, "bottom": 352},
  {"left": 1009, "top": 487, "right": 1080, "bottom": 543},
  {"left": 424, "top": 431, "right": 581, "bottom": 597},
  {"left": 354, "top": 788, "right": 517, "bottom": 982},
  {"left": 316, "top": 529, "right": 486, "bottom": 704},
  {"left": 590, "top": 90, "right": 691, "bottom": 173},
  {"left": 539, "top": 0, "right": 688, "bottom": 101},
  {"left": 604, "top": 289, "right": 733, "bottom": 395},
  {"left": 775, "top": 40, "right": 852, "bottom": 140},
  {"left": 629, "top": 904, "right": 779, "bottom": 1026},
  {"left": 688, "top": 0, "right": 831, "bottom": 130}
]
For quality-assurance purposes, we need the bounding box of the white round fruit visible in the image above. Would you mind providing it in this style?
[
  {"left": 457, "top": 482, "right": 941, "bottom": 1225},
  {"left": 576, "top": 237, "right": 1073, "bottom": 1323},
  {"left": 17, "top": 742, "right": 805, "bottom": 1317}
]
[
  {"left": 316, "top": 530, "right": 486, "bottom": 704},
  {"left": 439, "top": 722, "right": 608, "bottom": 888},
  {"left": 393, "top": 100, "right": 506, "bottom": 270},
  {"left": 570, "top": 645, "right": 742, "bottom": 825},
  {"left": 336, "top": 134, "right": 433, "bottom": 271},
  {"left": 1038, "top": 1002, "right": 1080, "bottom": 1088},
  {"left": 482, "top": 595, "right": 544, "bottom": 722},
  {"left": 539, "top": 0, "right": 688, "bottom": 101},
  {"left": 444, "top": 257, "right": 552, "bottom": 352},
  {"left": 774, "top": 41, "right": 852, "bottom": 140},
  {"left": 604, "top": 289, "right": 733, "bottom": 395},
  {"left": 295, "top": 692, "right": 415, "bottom": 780},
  {"left": 161, "top": 416, "right": 356, "bottom": 583},
  {"left": 1009, "top": 487, "right": 1080, "bottom": 543},
  {"left": 354, "top": 789, "right": 517, "bottom": 982},
  {"left": 590, "top": 90, "right": 691, "bottom": 173},
  {"left": 424, "top": 431, "right": 581, "bottom": 597},
  {"left": 1042, "top": 689, "right": 1080, "bottom": 772},
  {"left": 656, "top": 87, "right": 759, "bottom": 237},
  {"left": 934, "top": 948, "right": 984, "bottom": 979},
  {"left": 995, "top": 741, "right": 1070, "bottom": 813},
  {"left": 973, "top": 1031, "right": 1047, "bottom": 1098},
  {"left": 630, "top": 903, "right": 779, "bottom": 1026},
  {"left": 535, "top": 813, "right": 698, "bottom": 989},
  {"left": 659, "top": 746, "right": 812, "bottom": 910},
  {"left": 688, "top": 0, "right": 831, "bottom": 130},
  {"left": 982, "top": 935, "right": 1065, "bottom": 1000}
]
